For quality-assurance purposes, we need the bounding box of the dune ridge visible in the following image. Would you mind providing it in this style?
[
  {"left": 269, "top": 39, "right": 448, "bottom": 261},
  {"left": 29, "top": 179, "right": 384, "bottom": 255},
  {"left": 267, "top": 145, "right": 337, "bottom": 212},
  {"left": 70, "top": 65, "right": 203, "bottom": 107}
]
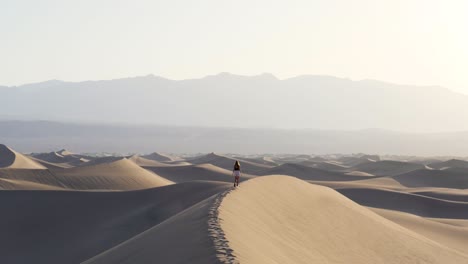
[
  {"left": 218, "top": 176, "right": 468, "bottom": 264},
  {"left": 0, "top": 144, "right": 46, "bottom": 169}
]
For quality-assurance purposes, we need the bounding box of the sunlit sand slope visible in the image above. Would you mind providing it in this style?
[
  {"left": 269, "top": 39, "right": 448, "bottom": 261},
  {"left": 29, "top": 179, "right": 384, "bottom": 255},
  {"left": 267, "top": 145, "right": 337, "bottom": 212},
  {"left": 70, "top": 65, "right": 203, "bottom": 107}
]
[{"left": 219, "top": 176, "right": 468, "bottom": 263}]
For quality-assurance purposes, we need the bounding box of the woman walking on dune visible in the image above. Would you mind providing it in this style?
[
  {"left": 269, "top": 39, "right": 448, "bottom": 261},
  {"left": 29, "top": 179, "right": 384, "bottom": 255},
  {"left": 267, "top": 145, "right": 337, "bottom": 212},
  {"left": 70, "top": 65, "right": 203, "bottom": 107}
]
[{"left": 232, "top": 161, "right": 241, "bottom": 187}]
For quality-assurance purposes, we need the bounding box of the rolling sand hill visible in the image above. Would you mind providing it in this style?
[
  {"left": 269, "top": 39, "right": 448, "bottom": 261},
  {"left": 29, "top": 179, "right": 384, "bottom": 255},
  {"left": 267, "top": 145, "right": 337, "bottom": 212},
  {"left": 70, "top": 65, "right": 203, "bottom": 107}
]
[
  {"left": 0, "top": 157, "right": 173, "bottom": 190},
  {"left": 128, "top": 155, "right": 170, "bottom": 167},
  {"left": 411, "top": 189, "right": 468, "bottom": 202},
  {"left": 0, "top": 144, "right": 46, "bottom": 169},
  {"left": 259, "top": 163, "right": 368, "bottom": 181},
  {"left": 0, "top": 181, "right": 230, "bottom": 264},
  {"left": 53, "top": 158, "right": 173, "bottom": 190},
  {"left": 218, "top": 176, "right": 467, "bottom": 263},
  {"left": 232, "top": 156, "right": 278, "bottom": 166},
  {"left": 186, "top": 153, "right": 272, "bottom": 174},
  {"left": 393, "top": 169, "right": 468, "bottom": 189},
  {"left": 351, "top": 160, "right": 424, "bottom": 176},
  {"left": 372, "top": 208, "right": 468, "bottom": 256},
  {"left": 298, "top": 160, "right": 348, "bottom": 171},
  {"left": 145, "top": 163, "right": 253, "bottom": 183},
  {"left": 141, "top": 152, "right": 175, "bottom": 162},
  {"left": 337, "top": 187, "right": 468, "bottom": 219},
  {"left": 336, "top": 154, "right": 380, "bottom": 166},
  {"left": 31, "top": 149, "right": 90, "bottom": 168},
  {"left": 428, "top": 159, "right": 468, "bottom": 170}
]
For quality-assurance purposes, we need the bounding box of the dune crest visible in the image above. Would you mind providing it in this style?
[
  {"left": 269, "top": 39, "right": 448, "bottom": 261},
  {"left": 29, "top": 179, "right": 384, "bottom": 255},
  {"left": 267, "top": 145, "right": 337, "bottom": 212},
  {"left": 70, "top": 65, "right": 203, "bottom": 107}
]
[
  {"left": 218, "top": 176, "right": 467, "bottom": 263},
  {"left": 0, "top": 144, "right": 46, "bottom": 169}
]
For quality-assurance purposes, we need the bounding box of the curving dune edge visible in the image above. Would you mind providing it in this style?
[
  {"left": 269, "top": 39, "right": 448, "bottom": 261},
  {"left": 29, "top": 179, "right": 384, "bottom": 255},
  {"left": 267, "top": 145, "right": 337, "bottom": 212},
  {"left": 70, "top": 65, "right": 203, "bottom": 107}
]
[{"left": 218, "top": 176, "right": 468, "bottom": 264}]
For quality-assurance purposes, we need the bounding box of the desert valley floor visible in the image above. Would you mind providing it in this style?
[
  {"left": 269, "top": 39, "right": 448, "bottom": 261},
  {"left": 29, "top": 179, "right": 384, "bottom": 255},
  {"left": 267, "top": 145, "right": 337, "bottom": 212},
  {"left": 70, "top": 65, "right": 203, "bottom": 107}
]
[{"left": 1, "top": 144, "right": 468, "bottom": 263}]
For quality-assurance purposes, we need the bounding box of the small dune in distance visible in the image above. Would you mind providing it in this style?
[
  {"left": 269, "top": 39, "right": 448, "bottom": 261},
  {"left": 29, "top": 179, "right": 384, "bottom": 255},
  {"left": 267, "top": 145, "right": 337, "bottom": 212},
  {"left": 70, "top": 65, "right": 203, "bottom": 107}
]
[{"left": 1, "top": 143, "right": 468, "bottom": 263}]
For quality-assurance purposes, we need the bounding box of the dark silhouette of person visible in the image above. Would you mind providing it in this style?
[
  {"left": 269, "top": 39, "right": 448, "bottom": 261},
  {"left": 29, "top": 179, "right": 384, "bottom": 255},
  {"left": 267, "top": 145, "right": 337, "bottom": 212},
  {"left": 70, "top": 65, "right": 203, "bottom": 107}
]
[{"left": 232, "top": 160, "right": 241, "bottom": 187}]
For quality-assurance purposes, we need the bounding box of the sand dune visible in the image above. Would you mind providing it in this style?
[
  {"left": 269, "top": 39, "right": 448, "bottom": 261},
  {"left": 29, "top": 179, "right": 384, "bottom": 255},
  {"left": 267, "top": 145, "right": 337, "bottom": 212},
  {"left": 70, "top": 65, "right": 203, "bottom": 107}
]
[
  {"left": 31, "top": 149, "right": 89, "bottom": 168},
  {"left": 2, "top": 149, "right": 468, "bottom": 263},
  {"left": 393, "top": 169, "right": 468, "bottom": 189},
  {"left": 351, "top": 160, "right": 424, "bottom": 176},
  {"left": 29, "top": 156, "right": 74, "bottom": 169},
  {"left": 0, "top": 181, "right": 230, "bottom": 264},
  {"left": 0, "top": 168, "right": 66, "bottom": 190},
  {"left": 0, "top": 177, "right": 65, "bottom": 190},
  {"left": 298, "top": 160, "right": 348, "bottom": 171},
  {"left": 53, "top": 158, "right": 173, "bottom": 190},
  {"left": 219, "top": 176, "right": 467, "bottom": 263},
  {"left": 76, "top": 156, "right": 124, "bottom": 166},
  {"left": 186, "top": 152, "right": 271, "bottom": 174},
  {"left": 233, "top": 156, "right": 278, "bottom": 166},
  {"left": 83, "top": 191, "right": 227, "bottom": 264},
  {"left": 145, "top": 163, "right": 253, "bottom": 183},
  {"left": 428, "top": 159, "right": 468, "bottom": 170},
  {"left": 128, "top": 155, "right": 171, "bottom": 167},
  {"left": 0, "top": 158, "right": 173, "bottom": 190},
  {"left": 345, "top": 170, "right": 375, "bottom": 177},
  {"left": 337, "top": 154, "right": 380, "bottom": 166},
  {"left": 372, "top": 208, "right": 468, "bottom": 255},
  {"left": 260, "top": 163, "right": 368, "bottom": 181},
  {"left": 337, "top": 187, "right": 468, "bottom": 219},
  {"left": 0, "top": 144, "right": 46, "bottom": 169},
  {"left": 411, "top": 189, "right": 468, "bottom": 202},
  {"left": 141, "top": 152, "right": 175, "bottom": 162}
]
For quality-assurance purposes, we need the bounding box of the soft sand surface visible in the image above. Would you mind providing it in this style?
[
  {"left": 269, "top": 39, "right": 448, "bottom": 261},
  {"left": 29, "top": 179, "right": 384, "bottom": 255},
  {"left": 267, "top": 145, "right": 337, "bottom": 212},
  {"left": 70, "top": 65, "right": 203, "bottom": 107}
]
[
  {"left": 0, "top": 177, "right": 65, "bottom": 190},
  {"left": 336, "top": 187, "right": 468, "bottom": 219},
  {"left": 0, "top": 144, "right": 46, "bottom": 169},
  {"left": 141, "top": 152, "right": 175, "bottom": 162},
  {"left": 187, "top": 153, "right": 272, "bottom": 174},
  {"left": 219, "top": 176, "right": 468, "bottom": 263},
  {"left": 145, "top": 163, "right": 254, "bottom": 183},
  {"left": 371, "top": 208, "right": 468, "bottom": 255},
  {"left": 83, "top": 194, "right": 222, "bottom": 264},
  {"left": 260, "top": 163, "right": 367, "bottom": 181},
  {"left": 0, "top": 158, "right": 173, "bottom": 190},
  {"left": 351, "top": 160, "right": 424, "bottom": 176},
  {"left": 128, "top": 154, "right": 171, "bottom": 167},
  {"left": 2, "top": 149, "right": 468, "bottom": 263},
  {"left": 0, "top": 181, "right": 230, "bottom": 264},
  {"left": 393, "top": 169, "right": 468, "bottom": 189},
  {"left": 53, "top": 158, "right": 173, "bottom": 190},
  {"left": 428, "top": 159, "right": 468, "bottom": 170}
]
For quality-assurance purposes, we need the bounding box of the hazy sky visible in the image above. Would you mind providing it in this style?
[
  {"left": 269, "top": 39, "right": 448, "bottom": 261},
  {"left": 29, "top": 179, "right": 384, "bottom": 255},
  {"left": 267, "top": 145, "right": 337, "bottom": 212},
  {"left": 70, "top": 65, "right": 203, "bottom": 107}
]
[{"left": 2, "top": 0, "right": 468, "bottom": 93}]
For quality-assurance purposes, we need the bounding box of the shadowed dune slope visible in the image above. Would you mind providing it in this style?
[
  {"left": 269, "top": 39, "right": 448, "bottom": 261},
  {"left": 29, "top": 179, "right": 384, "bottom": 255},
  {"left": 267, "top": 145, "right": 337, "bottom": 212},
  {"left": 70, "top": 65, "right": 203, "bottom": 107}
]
[
  {"left": 337, "top": 188, "right": 468, "bottom": 219},
  {"left": 0, "top": 177, "right": 65, "bottom": 190},
  {"left": 259, "top": 163, "right": 368, "bottom": 181},
  {"left": 31, "top": 150, "right": 89, "bottom": 167},
  {"left": 186, "top": 153, "right": 271, "bottom": 174},
  {"left": 145, "top": 163, "right": 254, "bottom": 183},
  {"left": 428, "top": 159, "right": 468, "bottom": 170},
  {"left": 29, "top": 156, "right": 74, "bottom": 169},
  {"left": 219, "top": 176, "right": 468, "bottom": 264},
  {"left": 411, "top": 190, "right": 468, "bottom": 202},
  {"left": 0, "top": 181, "right": 231, "bottom": 264},
  {"left": 393, "top": 169, "right": 468, "bottom": 189},
  {"left": 0, "top": 169, "right": 67, "bottom": 190},
  {"left": 83, "top": 193, "right": 224, "bottom": 264},
  {"left": 0, "top": 144, "right": 46, "bottom": 169},
  {"left": 351, "top": 160, "right": 424, "bottom": 176},
  {"left": 298, "top": 160, "right": 348, "bottom": 171}
]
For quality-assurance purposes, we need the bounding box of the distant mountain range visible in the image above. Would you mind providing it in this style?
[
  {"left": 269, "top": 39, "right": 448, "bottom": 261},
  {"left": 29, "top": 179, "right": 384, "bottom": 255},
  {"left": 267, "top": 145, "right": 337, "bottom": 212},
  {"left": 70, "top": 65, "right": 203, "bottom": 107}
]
[
  {"left": 1, "top": 73, "right": 467, "bottom": 132},
  {"left": 2, "top": 120, "right": 468, "bottom": 156}
]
